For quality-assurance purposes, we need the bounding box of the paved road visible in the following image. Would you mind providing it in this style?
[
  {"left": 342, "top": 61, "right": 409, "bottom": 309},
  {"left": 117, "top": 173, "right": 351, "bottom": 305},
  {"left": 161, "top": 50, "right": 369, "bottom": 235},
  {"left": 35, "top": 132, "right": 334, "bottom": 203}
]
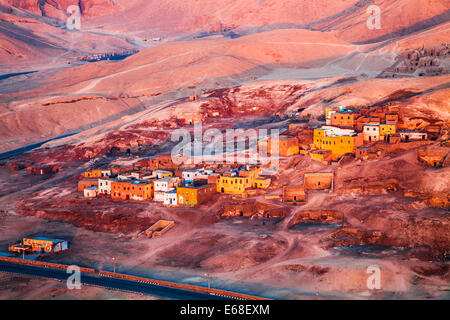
[{"left": 0, "top": 261, "right": 227, "bottom": 300}]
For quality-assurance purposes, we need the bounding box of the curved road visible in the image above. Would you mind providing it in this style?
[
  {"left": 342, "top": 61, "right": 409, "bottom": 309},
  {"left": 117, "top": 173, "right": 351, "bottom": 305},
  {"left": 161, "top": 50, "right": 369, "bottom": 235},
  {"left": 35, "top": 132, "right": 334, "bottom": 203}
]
[{"left": 0, "top": 261, "right": 227, "bottom": 300}]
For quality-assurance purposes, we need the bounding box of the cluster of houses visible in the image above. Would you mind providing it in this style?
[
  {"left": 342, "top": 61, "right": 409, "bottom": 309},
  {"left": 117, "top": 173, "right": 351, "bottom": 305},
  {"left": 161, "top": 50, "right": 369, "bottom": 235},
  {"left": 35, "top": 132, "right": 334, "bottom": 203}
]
[
  {"left": 265, "top": 105, "right": 438, "bottom": 164},
  {"left": 78, "top": 161, "right": 272, "bottom": 207},
  {"left": 76, "top": 104, "right": 442, "bottom": 208}
]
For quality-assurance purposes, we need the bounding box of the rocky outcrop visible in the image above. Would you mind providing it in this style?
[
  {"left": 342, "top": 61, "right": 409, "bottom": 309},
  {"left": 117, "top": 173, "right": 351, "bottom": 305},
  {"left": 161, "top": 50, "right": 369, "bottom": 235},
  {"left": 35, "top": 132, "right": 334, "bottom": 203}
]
[
  {"left": 288, "top": 210, "right": 344, "bottom": 227},
  {"left": 220, "top": 200, "right": 288, "bottom": 219},
  {"left": 326, "top": 228, "right": 386, "bottom": 248},
  {"left": 380, "top": 44, "right": 449, "bottom": 78}
]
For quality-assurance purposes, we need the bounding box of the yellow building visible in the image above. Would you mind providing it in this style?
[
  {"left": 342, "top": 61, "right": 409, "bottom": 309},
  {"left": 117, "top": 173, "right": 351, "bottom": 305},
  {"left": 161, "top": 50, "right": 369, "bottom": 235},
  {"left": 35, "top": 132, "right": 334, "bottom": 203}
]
[
  {"left": 253, "top": 177, "right": 271, "bottom": 189},
  {"left": 313, "top": 127, "right": 359, "bottom": 155},
  {"left": 217, "top": 175, "right": 254, "bottom": 195},
  {"left": 379, "top": 124, "right": 396, "bottom": 140}
]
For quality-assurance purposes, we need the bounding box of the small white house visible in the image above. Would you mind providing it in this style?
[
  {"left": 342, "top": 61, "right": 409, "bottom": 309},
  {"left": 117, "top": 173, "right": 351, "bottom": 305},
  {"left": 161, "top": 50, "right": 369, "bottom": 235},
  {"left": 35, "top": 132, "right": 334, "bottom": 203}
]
[
  {"left": 117, "top": 173, "right": 133, "bottom": 181},
  {"left": 84, "top": 186, "right": 98, "bottom": 198},
  {"left": 203, "top": 169, "right": 215, "bottom": 175},
  {"left": 98, "top": 178, "right": 112, "bottom": 195},
  {"left": 363, "top": 124, "right": 380, "bottom": 142},
  {"left": 100, "top": 170, "right": 111, "bottom": 177},
  {"left": 400, "top": 131, "right": 428, "bottom": 142},
  {"left": 154, "top": 177, "right": 181, "bottom": 192},
  {"left": 182, "top": 169, "right": 201, "bottom": 183},
  {"left": 153, "top": 170, "right": 173, "bottom": 179},
  {"left": 164, "top": 191, "right": 177, "bottom": 206}
]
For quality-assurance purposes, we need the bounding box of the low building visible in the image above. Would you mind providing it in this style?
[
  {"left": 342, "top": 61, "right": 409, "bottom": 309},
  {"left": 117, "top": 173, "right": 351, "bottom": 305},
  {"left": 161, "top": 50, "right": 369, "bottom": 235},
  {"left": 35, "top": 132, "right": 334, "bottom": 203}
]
[
  {"left": 379, "top": 124, "right": 396, "bottom": 141},
  {"left": 154, "top": 177, "right": 181, "bottom": 202},
  {"left": 143, "top": 154, "right": 175, "bottom": 170},
  {"left": 356, "top": 117, "right": 380, "bottom": 132},
  {"left": 130, "top": 171, "right": 153, "bottom": 180},
  {"left": 314, "top": 126, "right": 362, "bottom": 155},
  {"left": 282, "top": 185, "right": 306, "bottom": 205},
  {"left": 330, "top": 111, "right": 359, "bottom": 129},
  {"left": 253, "top": 177, "right": 271, "bottom": 189},
  {"left": 84, "top": 170, "right": 102, "bottom": 178},
  {"left": 84, "top": 186, "right": 98, "bottom": 198},
  {"left": 363, "top": 123, "right": 380, "bottom": 142},
  {"left": 22, "top": 237, "right": 68, "bottom": 253},
  {"left": 117, "top": 173, "right": 134, "bottom": 181},
  {"left": 153, "top": 169, "right": 174, "bottom": 179},
  {"left": 163, "top": 190, "right": 178, "bottom": 206},
  {"left": 98, "top": 178, "right": 113, "bottom": 195},
  {"left": 154, "top": 177, "right": 181, "bottom": 192},
  {"left": 216, "top": 175, "right": 254, "bottom": 195},
  {"left": 182, "top": 169, "right": 201, "bottom": 184},
  {"left": 78, "top": 179, "right": 98, "bottom": 192},
  {"left": 267, "top": 135, "right": 299, "bottom": 157},
  {"left": 309, "top": 149, "right": 333, "bottom": 164},
  {"left": 386, "top": 113, "right": 399, "bottom": 123},
  {"left": 111, "top": 180, "right": 154, "bottom": 201},
  {"left": 30, "top": 165, "right": 57, "bottom": 175},
  {"left": 177, "top": 184, "right": 216, "bottom": 207},
  {"left": 304, "top": 172, "right": 334, "bottom": 191},
  {"left": 145, "top": 220, "right": 175, "bottom": 238},
  {"left": 207, "top": 173, "right": 220, "bottom": 185},
  {"left": 400, "top": 131, "right": 428, "bottom": 142}
]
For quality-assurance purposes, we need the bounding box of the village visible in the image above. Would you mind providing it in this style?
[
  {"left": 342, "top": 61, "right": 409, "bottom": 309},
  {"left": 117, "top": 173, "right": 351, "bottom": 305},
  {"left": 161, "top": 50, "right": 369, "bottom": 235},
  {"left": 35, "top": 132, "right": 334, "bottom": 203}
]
[
  {"left": 74, "top": 103, "right": 447, "bottom": 212},
  {"left": 4, "top": 101, "right": 447, "bottom": 256}
]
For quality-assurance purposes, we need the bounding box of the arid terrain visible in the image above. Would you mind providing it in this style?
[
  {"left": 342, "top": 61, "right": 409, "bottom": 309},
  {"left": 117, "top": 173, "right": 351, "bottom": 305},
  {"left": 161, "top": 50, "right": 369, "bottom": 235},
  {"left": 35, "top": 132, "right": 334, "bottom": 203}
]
[{"left": 0, "top": 0, "right": 449, "bottom": 300}]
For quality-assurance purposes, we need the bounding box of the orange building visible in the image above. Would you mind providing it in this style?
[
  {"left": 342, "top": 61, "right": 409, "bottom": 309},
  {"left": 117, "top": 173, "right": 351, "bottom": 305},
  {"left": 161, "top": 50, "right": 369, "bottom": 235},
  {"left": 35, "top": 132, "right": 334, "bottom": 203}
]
[
  {"left": 177, "top": 184, "right": 216, "bottom": 207},
  {"left": 111, "top": 180, "right": 154, "bottom": 201},
  {"left": 356, "top": 117, "right": 380, "bottom": 132},
  {"left": 330, "top": 112, "right": 359, "bottom": 129},
  {"left": 386, "top": 113, "right": 399, "bottom": 123},
  {"left": 267, "top": 135, "right": 299, "bottom": 157},
  {"left": 304, "top": 172, "right": 334, "bottom": 191},
  {"left": 283, "top": 185, "right": 306, "bottom": 204},
  {"left": 78, "top": 179, "right": 98, "bottom": 192}
]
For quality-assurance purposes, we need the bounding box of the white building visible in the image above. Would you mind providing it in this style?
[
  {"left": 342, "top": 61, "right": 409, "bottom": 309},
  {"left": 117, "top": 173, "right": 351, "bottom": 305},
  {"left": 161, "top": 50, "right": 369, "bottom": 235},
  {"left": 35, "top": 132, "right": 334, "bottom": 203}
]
[
  {"left": 182, "top": 169, "right": 201, "bottom": 183},
  {"left": 321, "top": 125, "right": 356, "bottom": 137},
  {"left": 152, "top": 170, "right": 173, "bottom": 179},
  {"left": 363, "top": 124, "right": 380, "bottom": 142},
  {"left": 100, "top": 170, "right": 111, "bottom": 177},
  {"left": 400, "top": 131, "right": 427, "bottom": 142},
  {"left": 117, "top": 173, "right": 133, "bottom": 181},
  {"left": 98, "top": 178, "right": 113, "bottom": 195},
  {"left": 154, "top": 177, "right": 181, "bottom": 192},
  {"left": 164, "top": 191, "right": 178, "bottom": 206},
  {"left": 84, "top": 186, "right": 98, "bottom": 198},
  {"left": 203, "top": 169, "right": 215, "bottom": 175}
]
